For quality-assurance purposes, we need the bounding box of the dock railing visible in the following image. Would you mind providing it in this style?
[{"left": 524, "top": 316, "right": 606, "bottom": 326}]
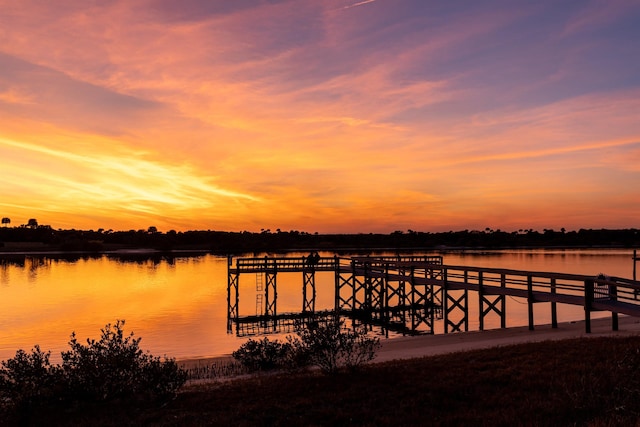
[{"left": 231, "top": 256, "right": 339, "bottom": 273}]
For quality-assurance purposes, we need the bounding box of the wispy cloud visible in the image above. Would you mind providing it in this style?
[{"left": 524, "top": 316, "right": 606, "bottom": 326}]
[
  {"left": 343, "top": 0, "right": 377, "bottom": 10},
  {"left": 0, "top": 135, "right": 261, "bottom": 229}
]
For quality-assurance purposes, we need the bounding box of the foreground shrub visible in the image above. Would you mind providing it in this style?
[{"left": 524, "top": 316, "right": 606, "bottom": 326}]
[
  {"left": 0, "top": 320, "right": 187, "bottom": 411},
  {"left": 232, "top": 337, "right": 292, "bottom": 372},
  {"left": 0, "top": 345, "right": 61, "bottom": 409},
  {"left": 297, "top": 319, "right": 381, "bottom": 373},
  {"left": 232, "top": 318, "right": 381, "bottom": 374},
  {"left": 60, "top": 320, "right": 186, "bottom": 402},
  {"left": 139, "top": 354, "right": 190, "bottom": 399}
]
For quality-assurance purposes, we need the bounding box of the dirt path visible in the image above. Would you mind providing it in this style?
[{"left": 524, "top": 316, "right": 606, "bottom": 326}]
[
  {"left": 375, "top": 315, "right": 640, "bottom": 362},
  {"left": 179, "top": 315, "right": 640, "bottom": 370}
]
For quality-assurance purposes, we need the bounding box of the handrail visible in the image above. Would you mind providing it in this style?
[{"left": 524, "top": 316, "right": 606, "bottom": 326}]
[
  {"left": 233, "top": 256, "right": 339, "bottom": 270},
  {"left": 353, "top": 262, "right": 640, "bottom": 307},
  {"left": 230, "top": 255, "right": 640, "bottom": 306}
]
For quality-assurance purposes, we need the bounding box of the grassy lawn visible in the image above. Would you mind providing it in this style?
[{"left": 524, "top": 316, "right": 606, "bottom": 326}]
[{"left": 6, "top": 336, "right": 640, "bottom": 426}]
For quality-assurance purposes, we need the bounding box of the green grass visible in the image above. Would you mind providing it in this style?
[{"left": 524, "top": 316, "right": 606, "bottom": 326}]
[{"left": 6, "top": 336, "right": 640, "bottom": 426}]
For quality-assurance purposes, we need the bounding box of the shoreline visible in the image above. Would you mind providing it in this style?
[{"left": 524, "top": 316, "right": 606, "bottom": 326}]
[
  {"left": 178, "top": 315, "right": 640, "bottom": 370},
  {"left": 0, "top": 245, "right": 635, "bottom": 256}
]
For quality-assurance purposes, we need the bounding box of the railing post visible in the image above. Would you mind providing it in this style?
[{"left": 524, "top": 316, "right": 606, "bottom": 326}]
[
  {"left": 464, "top": 288, "right": 469, "bottom": 332},
  {"left": 464, "top": 270, "right": 469, "bottom": 332},
  {"left": 334, "top": 256, "right": 340, "bottom": 314},
  {"left": 264, "top": 256, "right": 269, "bottom": 317},
  {"left": 500, "top": 273, "right": 506, "bottom": 329},
  {"left": 550, "top": 278, "right": 557, "bottom": 328},
  {"left": 527, "top": 275, "right": 534, "bottom": 331},
  {"left": 443, "top": 269, "right": 449, "bottom": 334},
  {"left": 610, "top": 282, "right": 618, "bottom": 331},
  {"left": 351, "top": 259, "right": 358, "bottom": 313},
  {"left": 383, "top": 263, "right": 389, "bottom": 338},
  {"left": 302, "top": 257, "right": 308, "bottom": 313},
  {"left": 227, "top": 265, "right": 233, "bottom": 331},
  {"left": 585, "top": 279, "right": 593, "bottom": 333},
  {"left": 478, "top": 271, "right": 484, "bottom": 331},
  {"left": 364, "top": 261, "right": 372, "bottom": 319}
]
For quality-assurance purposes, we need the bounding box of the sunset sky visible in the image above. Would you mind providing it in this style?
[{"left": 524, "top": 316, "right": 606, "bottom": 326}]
[{"left": 1, "top": 0, "right": 639, "bottom": 233}]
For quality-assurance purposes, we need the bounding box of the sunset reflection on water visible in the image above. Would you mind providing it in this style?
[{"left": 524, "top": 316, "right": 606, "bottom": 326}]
[
  {"left": 0, "top": 249, "right": 636, "bottom": 363},
  {"left": 0, "top": 254, "right": 237, "bottom": 363}
]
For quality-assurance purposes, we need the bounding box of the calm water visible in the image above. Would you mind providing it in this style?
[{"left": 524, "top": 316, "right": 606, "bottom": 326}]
[{"left": 0, "top": 249, "right": 636, "bottom": 363}]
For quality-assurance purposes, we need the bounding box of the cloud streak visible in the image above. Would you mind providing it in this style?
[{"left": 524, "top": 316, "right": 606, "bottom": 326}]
[{"left": 343, "top": 0, "right": 377, "bottom": 10}]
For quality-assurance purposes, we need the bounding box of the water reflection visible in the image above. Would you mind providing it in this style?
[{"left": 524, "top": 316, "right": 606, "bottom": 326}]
[
  {"left": 0, "top": 249, "right": 636, "bottom": 363},
  {"left": 0, "top": 254, "right": 103, "bottom": 268},
  {"left": 0, "top": 252, "right": 212, "bottom": 268}
]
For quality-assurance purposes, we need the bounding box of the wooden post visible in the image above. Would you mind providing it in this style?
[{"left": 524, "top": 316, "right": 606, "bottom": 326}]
[
  {"left": 478, "top": 271, "right": 484, "bottom": 331},
  {"left": 334, "top": 256, "right": 340, "bottom": 314},
  {"left": 410, "top": 266, "right": 416, "bottom": 332},
  {"left": 550, "top": 278, "right": 557, "bottom": 328},
  {"left": 364, "top": 262, "right": 372, "bottom": 317},
  {"left": 610, "top": 282, "right": 618, "bottom": 331},
  {"left": 500, "top": 273, "right": 506, "bottom": 329},
  {"left": 464, "top": 289, "right": 469, "bottom": 332},
  {"left": 443, "top": 269, "right": 449, "bottom": 334},
  {"left": 226, "top": 263, "right": 232, "bottom": 330},
  {"left": 633, "top": 250, "right": 638, "bottom": 300},
  {"left": 464, "top": 270, "right": 469, "bottom": 332},
  {"left": 383, "top": 263, "right": 389, "bottom": 338},
  {"left": 585, "top": 279, "right": 593, "bottom": 333},
  {"left": 302, "top": 262, "right": 308, "bottom": 313},
  {"left": 235, "top": 274, "right": 239, "bottom": 332},
  {"left": 351, "top": 259, "right": 357, "bottom": 312},
  {"left": 260, "top": 257, "right": 267, "bottom": 318},
  {"left": 527, "top": 275, "right": 534, "bottom": 331},
  {"left": 427, "top": 267, "right": 435, "bottom": 334}
]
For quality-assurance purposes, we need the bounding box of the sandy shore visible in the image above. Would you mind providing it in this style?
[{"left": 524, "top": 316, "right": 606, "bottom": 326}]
[{"left": 179, "top": 315, "right": 640, "bottom": 370}]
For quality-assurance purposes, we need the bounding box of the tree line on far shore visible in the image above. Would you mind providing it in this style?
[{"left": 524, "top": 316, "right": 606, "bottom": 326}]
[{"left": 0, "top": 224, "right": 638, "bottom": 253}]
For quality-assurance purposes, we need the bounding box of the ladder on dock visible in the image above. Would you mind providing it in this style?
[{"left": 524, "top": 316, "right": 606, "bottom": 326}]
[{"left": 256, "top": 273, "right": 263, "bottom": 315}]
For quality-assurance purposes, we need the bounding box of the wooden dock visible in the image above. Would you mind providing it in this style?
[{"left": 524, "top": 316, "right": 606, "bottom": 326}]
[{"left": 227, "top": 254, "right": 640, "bottom": 337}]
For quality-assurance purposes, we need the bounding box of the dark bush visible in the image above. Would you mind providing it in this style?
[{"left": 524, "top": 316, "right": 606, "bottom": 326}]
[
  {"left": 0, "top": 320, "right": 187, "bottom": 412},
  {"left": 232, "top": 318, "right": 381, "bottom": 374},
  {"left": 60, "top": 320, "right": 186, "bottom": 402},
  {"left": 139, "top": 354, "right": 190, "bottom": 400},
  {"left": 232, "top": 337, "right": 292, "bottom": 372},
  {"left": 0, "top": 345, "right": 61, "bottom": 409},
  {"left": 296, "top": 318, "right": 380, "bottom": 373}
]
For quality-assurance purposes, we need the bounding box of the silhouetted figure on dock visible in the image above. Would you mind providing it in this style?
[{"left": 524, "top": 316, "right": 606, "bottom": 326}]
[{"left": 306, "top": 251, "right": 320, "bottom": 266}]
